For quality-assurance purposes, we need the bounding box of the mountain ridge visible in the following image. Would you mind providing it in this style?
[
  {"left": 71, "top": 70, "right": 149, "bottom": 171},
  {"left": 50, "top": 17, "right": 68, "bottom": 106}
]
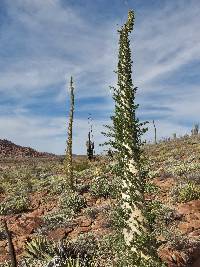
[{"left": 0, "top": 139, "right": 56, "bottom": 158}]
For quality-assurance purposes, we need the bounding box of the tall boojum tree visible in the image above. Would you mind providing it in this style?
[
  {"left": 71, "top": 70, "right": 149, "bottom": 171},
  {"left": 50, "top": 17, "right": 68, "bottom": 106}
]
[{"left": 105, "top": 10, "right": 163, "bottom": 266}]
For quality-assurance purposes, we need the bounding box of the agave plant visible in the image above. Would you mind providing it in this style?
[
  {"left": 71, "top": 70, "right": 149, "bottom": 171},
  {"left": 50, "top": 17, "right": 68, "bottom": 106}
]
[
  {"left": 24, "top": 236, "right": 54, "bottom": 261},
  {"left": 24, "top": 236, "right": 96, "bottom": 267}
]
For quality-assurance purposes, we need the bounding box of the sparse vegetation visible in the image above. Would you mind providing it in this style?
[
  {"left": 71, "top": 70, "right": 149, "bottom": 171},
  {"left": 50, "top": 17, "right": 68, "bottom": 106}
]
[
  {"left": 59, "top": 191, "right": 86, "bottom": 215},
  {"left": 1, "top": 134, "right": 200, "bottom": 266},
  {"left": 171, "top": 181, "right": 200, "bottom": 203},
  {"left": 90, "top": 174, "right": 119, "bottom": 198},
  {"left": 0, "top": 194, "right": 29, "bottom": 215},
  {"left": 1, "top": 8, "right": 200, "bottom": 267}
]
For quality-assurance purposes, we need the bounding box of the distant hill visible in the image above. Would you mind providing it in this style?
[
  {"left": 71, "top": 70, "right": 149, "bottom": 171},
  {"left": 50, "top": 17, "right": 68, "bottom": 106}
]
[{"left": 0, "top": 139, "right": 56, "bottom": 158}]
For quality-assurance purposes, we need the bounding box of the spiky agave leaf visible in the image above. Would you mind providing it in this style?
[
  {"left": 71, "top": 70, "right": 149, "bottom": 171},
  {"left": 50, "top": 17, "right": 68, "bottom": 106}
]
[{"left": 24, "top": 236, "right": 54, "bottom": 261}]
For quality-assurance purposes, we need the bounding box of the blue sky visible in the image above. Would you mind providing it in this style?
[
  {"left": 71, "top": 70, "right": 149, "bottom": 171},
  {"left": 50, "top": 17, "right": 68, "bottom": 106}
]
[{"left": 1, "top": 0, "right": 200, "bottom": 154}]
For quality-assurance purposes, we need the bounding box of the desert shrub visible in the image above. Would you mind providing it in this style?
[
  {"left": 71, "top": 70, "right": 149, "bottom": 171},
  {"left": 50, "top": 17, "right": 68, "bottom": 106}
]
[
  {"left": 34, "top": 175, "right": 69, "bottom": 195},
  {"left": 90, "top": 175, "right": 119, "bottom": 198},
  {"left": 145, "top": 200, "right": 164, "bottom": 229},
  {"left": 84, "top": 207, "right": 99, "bottom": 220},
  {"left": 144, "top": 182, "right": 159, "bottom": 194},
  {"left": 40, "top": 212, "right": 71, "bottom": 232},
  {"left": 69, "top": 233, "right": 97, "bottom": 258},
  {"left": 73, "top": 160, "right": 90, "bottom": 172},
  {"left": 0, "top": 263, "right": 12, "bottom": 267},
  {"left": 107, "top": 203, "right": 130, "bottom": 231},
  {"left": 161, "top": 226, "right": 191, "bottom": 251},
  {"left": 170, "top": 181, "right": 200, "bottom": 203},
  {"left": 59, "top": 191, "right": 86, "bottom": 215},
  {"left": 145, "top": 200, "right": 181, "bottom": 240},
  {"left": 96, "top": 232, "right": 166, "bottom": 267},
  {"left": 76, "top": 184, "right": 90, "bottom": 194},
  {"left": 14, "top": 179, "right": 34, "bottom": 194},
  {"left": 148, "top": 169, "right": 160, "bottom": 179},
  {"left": 94, "top": 234, "right": 115, "bottom": 266},
  {"left": 33, "top": 177, "right": 52, "bottom": 192},
  {"left": 167, "top": 161, "right": 200, "bottom": 179},
  {"left": 0, "top": 194, "right": 29, "bottom": 215},
  {"left": 186, "top": 170, "right": 200, "bottom": 184},
  {"left": 39, "top": 192, "right": 86, "bottom": 232}
]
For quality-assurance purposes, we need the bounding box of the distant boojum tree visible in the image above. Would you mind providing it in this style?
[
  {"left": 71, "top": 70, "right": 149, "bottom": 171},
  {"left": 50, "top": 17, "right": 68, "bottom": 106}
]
[{"left": 64, "top": 76, "right": 75, "bottom": 189}]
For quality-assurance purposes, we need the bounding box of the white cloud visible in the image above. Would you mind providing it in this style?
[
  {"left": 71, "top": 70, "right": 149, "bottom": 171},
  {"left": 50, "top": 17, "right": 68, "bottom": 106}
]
[
  {"left": 1, "top": 0, "right": 200, "bottom": 153},
  {"left": 134, "top": 0, "right": 200, "bottom": 88},
  {"left": 1, "top": 0, "right": 117, "bottom": 100},
  {"left": 0, "top": 113, "right": 109, "bottom": 155}
]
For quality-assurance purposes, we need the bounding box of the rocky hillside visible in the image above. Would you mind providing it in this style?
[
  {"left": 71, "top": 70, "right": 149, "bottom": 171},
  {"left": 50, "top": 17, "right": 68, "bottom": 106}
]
[
  {"left": 0, "top": 135, "right": 200, "bottom": 266},
  {"left": 0, "top": 139, "right": 55, "bottom": 158}
]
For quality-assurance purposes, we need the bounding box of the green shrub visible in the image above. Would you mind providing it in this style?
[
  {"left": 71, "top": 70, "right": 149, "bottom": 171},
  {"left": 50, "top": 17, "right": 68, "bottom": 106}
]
[
  {"left": 96, "top": 232, "right": 166, "bottom": 267},
  {"left": 145, "top": 200, "right": 164, "bottom": 228},
  {"left": 0, "top": 194, "right": 29, "bottom": 215},
  {"left": 59, "top": 191, "right": 86, "bottom": 215},
  {"left": 84, "top": 207, "right": 99, "bottom": 220},
  {"left": 90, "top": 175, "right": 118, "bottom": 198},
  {"left": 73, "top": 160, "right": 90, "bottom": 172},
  {"left": 144, "top": 182, "right": 159, "bottom": 194},
  {"left": 145, "top": 200, "right": 177, "bottom": 230},
  {"left": 41, "top": 211, "right": 71, "bottom": 231},
  {"left": 171, "top": 181, "right": 200, "bottom": 203},
  {"left": 107, "top": 205, "right": 129, "bottom": 230}
]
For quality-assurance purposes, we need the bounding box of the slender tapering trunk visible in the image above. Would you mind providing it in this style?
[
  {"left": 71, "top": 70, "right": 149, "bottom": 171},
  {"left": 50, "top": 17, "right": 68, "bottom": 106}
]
[{"left": 64, "top": 76, "right": 75, "bottom": 189}]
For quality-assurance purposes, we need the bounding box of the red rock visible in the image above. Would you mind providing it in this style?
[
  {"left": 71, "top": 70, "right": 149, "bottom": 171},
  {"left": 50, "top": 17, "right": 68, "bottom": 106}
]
[
  {"left": 179, "top": 220, "right": 200, "bottom": 234},
  {"left": 189, "top": 229, "right": 200, "bottom": 237},
  {"left": 48, "top": 226, "right": 74, "bottom": 241},
  {"left": 187, "top": 244, "right": 200, "bottom": 263},
  {"left": 186, "top": 213, "right": 199, "bottom": 220},
  {"left": 76, "top": 226, "right": 91, "bottom": 233},
  {"left": 80, "top": 218, "right": 92, "bottom": 227},
  {"left": 177, "top": 200, "right": 200, "bottom": 215},
  {"left": 48, "top": 228, "right": 66, "bottom": 241},
  {"left": 0, "top": 240, "right": 7, "bottom": 249},
  {"left": 158, "top": 246, "right": 186, "bottom": 267}
]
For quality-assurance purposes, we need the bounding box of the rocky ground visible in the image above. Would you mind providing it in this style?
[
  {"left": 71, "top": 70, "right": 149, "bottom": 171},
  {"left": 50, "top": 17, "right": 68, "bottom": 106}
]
[{"left": 0, "top": 135, "right": 200, "bottom": 266}]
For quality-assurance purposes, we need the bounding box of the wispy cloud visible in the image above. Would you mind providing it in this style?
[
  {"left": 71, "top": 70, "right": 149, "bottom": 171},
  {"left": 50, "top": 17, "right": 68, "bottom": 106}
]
[
  {"left": 1, "top": 0, "right": 200, "bottom": 153},
  {"left": 134, "top": 0, "right": 200, "bottom": 87}
]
